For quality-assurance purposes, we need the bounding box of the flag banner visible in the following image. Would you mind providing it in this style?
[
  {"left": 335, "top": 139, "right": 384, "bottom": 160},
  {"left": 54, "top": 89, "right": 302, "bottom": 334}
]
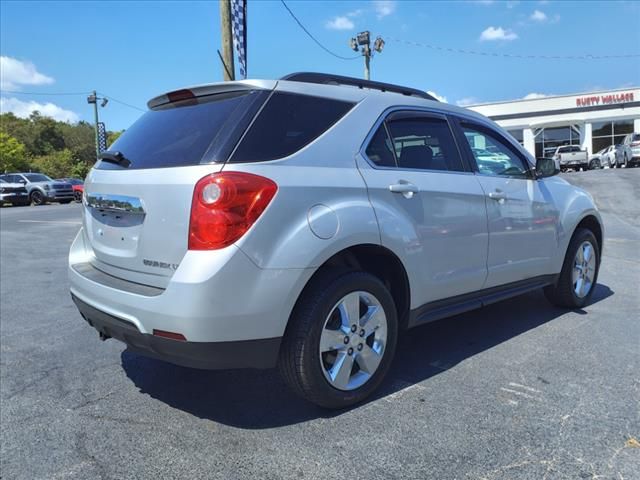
[
  {"left": 231, "top": 0, "right": 247, "bottom": 79},
  {"left": 97, "top": 122, "right": 108, "bottom": 153}
]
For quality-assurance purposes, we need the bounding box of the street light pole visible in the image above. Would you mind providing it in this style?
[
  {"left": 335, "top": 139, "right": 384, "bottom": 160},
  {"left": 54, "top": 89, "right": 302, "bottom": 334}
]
[
  {"left": 90, "top": 91, "right": 100, "bottom": 159},
  {"left": 87, "top": 92, "right": 109, "bottom": 159}
]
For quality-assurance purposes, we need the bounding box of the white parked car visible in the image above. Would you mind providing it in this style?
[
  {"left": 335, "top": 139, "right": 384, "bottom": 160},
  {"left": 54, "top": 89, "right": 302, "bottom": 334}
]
[
  {"left": 69, "top": 73, "right": 604, "bottom": 408},
  {"left": 600, "top": 145, "right": 622, "bottom": 168}
]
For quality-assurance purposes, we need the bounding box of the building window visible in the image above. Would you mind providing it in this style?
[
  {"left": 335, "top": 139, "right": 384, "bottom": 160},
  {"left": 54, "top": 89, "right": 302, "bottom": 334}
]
[
  {"left": 592, "top": 120, "right": 635, "bottom": 154},
  {"left": 506, "top": 129, "right": 524, "bottom": 146},
  {"left": 534, "top": 125, "right": 581, "bottom": 159}
]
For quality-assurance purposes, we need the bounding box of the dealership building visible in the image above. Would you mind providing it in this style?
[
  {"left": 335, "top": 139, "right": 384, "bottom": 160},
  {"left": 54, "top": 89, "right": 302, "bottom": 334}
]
[{"left": 468, "top": 87, "right": 640, "bottom": 158}]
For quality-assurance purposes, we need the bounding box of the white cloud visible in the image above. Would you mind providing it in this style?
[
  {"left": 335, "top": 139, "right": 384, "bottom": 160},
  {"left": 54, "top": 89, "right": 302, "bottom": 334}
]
[
  {"left": 530, "top": 9, "right": 547, "bottom": 21},
  {"left": 0, "top": 97, "right": 79, "bottom": 123},
  {"left": 456, "top": 97, "right": 478, "bottom": 107},
  {"left": 427, "top": 91, "right": 448, "bottom": 103},
  {"left": 0, "top": 56, "right": 54, "bottom": 90},
  {"left": 325, "top": 16, "right": 354, "bottom": 30},
  {"left": 479, "top": 26, "right": 518, "bottom": 41},
  {"left": 523, "top": 92, "right": 548, "bottom": 100},
  {"left": 347, "top": 9, "right": 364, "bottom": 17},
  {"left": 373, "top": 0, "right": 396, "bottom": 19}
]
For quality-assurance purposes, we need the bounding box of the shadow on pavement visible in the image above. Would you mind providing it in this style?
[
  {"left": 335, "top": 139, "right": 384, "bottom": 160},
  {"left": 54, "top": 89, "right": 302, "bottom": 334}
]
[{"left": 121, "top": 283, "right": 613, "bottom": 429}]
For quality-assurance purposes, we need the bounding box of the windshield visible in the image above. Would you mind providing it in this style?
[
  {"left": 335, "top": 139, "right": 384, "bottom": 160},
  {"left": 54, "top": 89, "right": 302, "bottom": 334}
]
[{"left": 24, "top": 174, "right": 52, "bottom": 182}]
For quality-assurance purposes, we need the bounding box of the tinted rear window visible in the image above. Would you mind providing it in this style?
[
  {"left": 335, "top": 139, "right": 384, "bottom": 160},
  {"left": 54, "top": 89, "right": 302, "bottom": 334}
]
[
  {"left": 229, "top": 92, "right": 355, "bottom": 163},
  {"left": 97, "top": 90, "right": 267, "bottom": 170}
]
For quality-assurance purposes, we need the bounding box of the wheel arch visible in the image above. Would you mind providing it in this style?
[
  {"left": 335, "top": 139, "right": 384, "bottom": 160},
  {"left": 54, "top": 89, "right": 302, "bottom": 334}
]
[
  {"left": 574, "top": 214, "right": 603, "bottom": 255},
  {"left": 287, "top": 244, "right": 412, "bottom": 332}
]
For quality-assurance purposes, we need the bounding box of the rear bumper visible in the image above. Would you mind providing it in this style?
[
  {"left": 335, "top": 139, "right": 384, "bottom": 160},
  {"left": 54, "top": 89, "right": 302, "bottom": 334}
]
[
  {"left": 69, "top": 227, "right": 313, "bottom": 357},
  {"left": 72, "top": 293, "right": 281, "bottom": 369},
  {"left": 48, "top": 191, "right": 74, "bottom": 200}
]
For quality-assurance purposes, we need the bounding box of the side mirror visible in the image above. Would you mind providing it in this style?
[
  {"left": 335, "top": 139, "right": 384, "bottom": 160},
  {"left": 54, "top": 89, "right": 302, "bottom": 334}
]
[{"left": 535, "top": 157, "right": 560, "bottom": 178}]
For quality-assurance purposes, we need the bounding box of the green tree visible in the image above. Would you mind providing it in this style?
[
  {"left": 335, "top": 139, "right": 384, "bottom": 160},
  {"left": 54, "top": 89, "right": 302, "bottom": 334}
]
[
  {"left": 30, "top": 149, "right": 76, "bottom": 178},
  {"left": 0, "top": 132, "right": 30, "bottom": 173},
  {"left": 107, "top": 130, "right": 123, "bottom": 147}
]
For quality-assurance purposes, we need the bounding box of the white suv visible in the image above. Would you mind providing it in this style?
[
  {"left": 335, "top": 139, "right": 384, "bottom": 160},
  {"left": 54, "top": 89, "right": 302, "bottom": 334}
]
[{"left": 69, "top": 73, "right": 603, "bottom": 408}]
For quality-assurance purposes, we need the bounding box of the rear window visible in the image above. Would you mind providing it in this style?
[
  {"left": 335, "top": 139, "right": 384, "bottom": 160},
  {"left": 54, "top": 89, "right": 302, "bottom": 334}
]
[
  {"left": 97, "top": 90, "right": 267, "bottom": 170},
  {"left": 229, "top": 92, "right": 355, "bottom": 163}
]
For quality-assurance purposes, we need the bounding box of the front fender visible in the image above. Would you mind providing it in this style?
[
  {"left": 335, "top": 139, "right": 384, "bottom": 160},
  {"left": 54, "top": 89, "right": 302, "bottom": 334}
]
[{"left": 548, "top": 178, "right": 603, "bottom": 272}]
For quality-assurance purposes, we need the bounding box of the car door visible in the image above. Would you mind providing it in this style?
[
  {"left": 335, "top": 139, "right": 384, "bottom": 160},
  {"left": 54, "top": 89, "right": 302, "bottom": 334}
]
[
  {"left": 356, "top": 110, "right": 489, "bottom": 308},
  {"left": 452, "top": 117, "right": 560, "bottom": 288}
]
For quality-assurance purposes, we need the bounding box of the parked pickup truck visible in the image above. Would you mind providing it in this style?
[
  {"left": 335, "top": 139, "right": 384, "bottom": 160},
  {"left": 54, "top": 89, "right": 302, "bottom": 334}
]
[{"left": 552, "top": 146, "right": 589, "bottom": 171}]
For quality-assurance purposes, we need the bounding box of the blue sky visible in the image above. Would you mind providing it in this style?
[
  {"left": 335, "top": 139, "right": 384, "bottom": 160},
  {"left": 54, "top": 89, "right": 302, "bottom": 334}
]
[{"left": 1, "top": 0, "right": 639, "bottom": 131}]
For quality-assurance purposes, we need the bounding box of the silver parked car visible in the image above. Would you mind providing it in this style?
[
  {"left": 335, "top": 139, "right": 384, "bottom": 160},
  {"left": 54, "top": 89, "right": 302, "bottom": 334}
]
[
  {"left": 621, "top": 132, "right": 640, "bottom": 167},
  {"left": 0, "top": 173, "right": 74, "bottom": 205},
  {"left": 69, "top": 73, "right": 604, "bottom": 408}
]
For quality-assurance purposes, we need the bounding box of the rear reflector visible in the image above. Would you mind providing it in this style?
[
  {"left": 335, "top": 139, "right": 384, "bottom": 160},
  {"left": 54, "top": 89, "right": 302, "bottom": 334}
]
[{"left": 153, "top": 329, "right": 187, "bottom": 341}]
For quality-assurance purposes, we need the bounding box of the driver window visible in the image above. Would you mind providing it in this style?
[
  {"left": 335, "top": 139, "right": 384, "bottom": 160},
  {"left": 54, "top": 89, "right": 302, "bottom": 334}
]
[{"left": 461, "top": 125, "right": 529, "bottom": 178}]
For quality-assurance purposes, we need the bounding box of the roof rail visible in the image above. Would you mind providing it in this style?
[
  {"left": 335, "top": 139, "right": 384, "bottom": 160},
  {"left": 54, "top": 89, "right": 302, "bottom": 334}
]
[{"left": 281, "top": 72, "right": 437, "bottom": 101}]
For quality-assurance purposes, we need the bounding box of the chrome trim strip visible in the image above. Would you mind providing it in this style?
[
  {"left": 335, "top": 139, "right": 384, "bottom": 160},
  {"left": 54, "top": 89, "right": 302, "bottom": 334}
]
[{"left": 84, "top": 193, "right": 145, "bottom": 214}]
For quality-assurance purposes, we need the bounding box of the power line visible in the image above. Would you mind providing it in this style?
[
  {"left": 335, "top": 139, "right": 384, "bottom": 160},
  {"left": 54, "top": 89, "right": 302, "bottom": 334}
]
[
  {"left": 98, "top": 92, "right": 146, "bottom": 112},
  {"left": 280, "top": 0, "right": 360, "bottom": 61},
  {"left": 0, "top": 89, "right": 91, "bottom": 96},
  {"left": 0, "top": 88, "right": 145, "bottom": 111},
  {"left": 385, "top": 36, "right": 640, "bottom": 60}
]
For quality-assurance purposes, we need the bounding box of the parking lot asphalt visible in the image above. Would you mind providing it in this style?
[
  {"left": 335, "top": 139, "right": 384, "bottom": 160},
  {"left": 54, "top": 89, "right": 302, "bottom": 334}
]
[{"left": 1, "top": 169, "right": 639, "bottom": 480}]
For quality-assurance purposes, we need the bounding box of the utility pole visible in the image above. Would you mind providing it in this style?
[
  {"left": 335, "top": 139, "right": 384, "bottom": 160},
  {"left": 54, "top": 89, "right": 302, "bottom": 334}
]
[
  {"left": 219, "top": 0, "right": 235, "bottom": 81},
  {"left": 350, "top": 32, "right": 385, "bottom": 80},
  {"left": 87, "top": 92, "right": 108, "bottom": 158}
]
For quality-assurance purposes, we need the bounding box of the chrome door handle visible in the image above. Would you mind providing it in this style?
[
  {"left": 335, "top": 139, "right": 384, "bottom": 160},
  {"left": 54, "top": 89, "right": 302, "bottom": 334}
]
[
  {"left": 389, "top": 182, "right": 419, "bottom": 199},
  {"left": 488, "top": 190, "right": 507, "bottom": 201}
]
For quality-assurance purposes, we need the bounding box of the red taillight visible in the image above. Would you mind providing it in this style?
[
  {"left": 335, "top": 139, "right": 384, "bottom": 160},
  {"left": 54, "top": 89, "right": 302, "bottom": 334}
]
[
  {"left": 153, "top": 329, "right": 186, "bottom": 341},
  {"left": 188, "top": 172, "right": 278, "bottom": 250}
]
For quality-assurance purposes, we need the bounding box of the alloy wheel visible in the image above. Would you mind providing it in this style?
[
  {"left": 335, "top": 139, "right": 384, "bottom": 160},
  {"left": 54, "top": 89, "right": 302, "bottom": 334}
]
[
  {"left": 572, "top": 241, "right": 596, "bottom": 298},
  {"left": 319, "top": 291, "right": 388, "bottom": 391}
]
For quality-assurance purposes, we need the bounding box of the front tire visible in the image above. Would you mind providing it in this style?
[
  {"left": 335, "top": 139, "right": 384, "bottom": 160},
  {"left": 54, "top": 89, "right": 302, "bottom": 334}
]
[
  {"left": 30, "top": 190, "right": 46, "bottom": 206},
  {"left": 279, "top": 270, "right": 398, "bottom": 409},
  {"left": 544, "top": 228, "right": 600, "bottom": 308}
]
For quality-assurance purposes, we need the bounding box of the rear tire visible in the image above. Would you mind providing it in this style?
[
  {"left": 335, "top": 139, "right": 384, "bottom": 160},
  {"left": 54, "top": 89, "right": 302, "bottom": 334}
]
[
  {"left": 544, "top": 228, "right": 600, "bottom": 309},
  {"left": 279, "top": 270, "right": 398, "bottom": 409},
  {"left": 74, "top": 191, "right": 82, "bottom": 202}
]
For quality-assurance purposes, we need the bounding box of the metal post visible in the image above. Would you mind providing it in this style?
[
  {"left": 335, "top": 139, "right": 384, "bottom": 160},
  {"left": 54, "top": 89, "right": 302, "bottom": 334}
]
[
  {"left": 92, "top": 90, "right": 100, "bottom": 159},
  {"left": 364, "top": 45, "right": 371, "bottom": 81},
  {"left": 219, "top": 0, "right": 235, "bottom": 81}
]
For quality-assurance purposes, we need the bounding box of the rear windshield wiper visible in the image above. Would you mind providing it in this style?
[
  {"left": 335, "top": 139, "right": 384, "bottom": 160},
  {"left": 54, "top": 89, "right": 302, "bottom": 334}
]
[{"left": 98, "top": 151, "right": 131, "bottom": 168}]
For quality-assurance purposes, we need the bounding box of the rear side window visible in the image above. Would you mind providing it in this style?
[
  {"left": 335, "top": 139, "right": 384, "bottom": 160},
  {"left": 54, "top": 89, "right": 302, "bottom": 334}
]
[
  {"left": 365, "top": 126, "right": 396, "bottom": 167},
  {"left": 97, "top": 90, "right": 267, "bottom": 170},
  {"left": 386, "top": 116, "right": 464, "bottom": 172},
  {"left": 229, "top": 92, "right": 355, "bottom": 163}
]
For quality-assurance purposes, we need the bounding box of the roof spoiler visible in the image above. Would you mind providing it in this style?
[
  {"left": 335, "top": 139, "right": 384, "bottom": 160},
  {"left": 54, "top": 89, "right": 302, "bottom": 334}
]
[
  {"left": 147, "top": 80, "right": 277, "bottom": 109},
  {"left": 281, "top": 72, "right": 437, "bottom": 101}
]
